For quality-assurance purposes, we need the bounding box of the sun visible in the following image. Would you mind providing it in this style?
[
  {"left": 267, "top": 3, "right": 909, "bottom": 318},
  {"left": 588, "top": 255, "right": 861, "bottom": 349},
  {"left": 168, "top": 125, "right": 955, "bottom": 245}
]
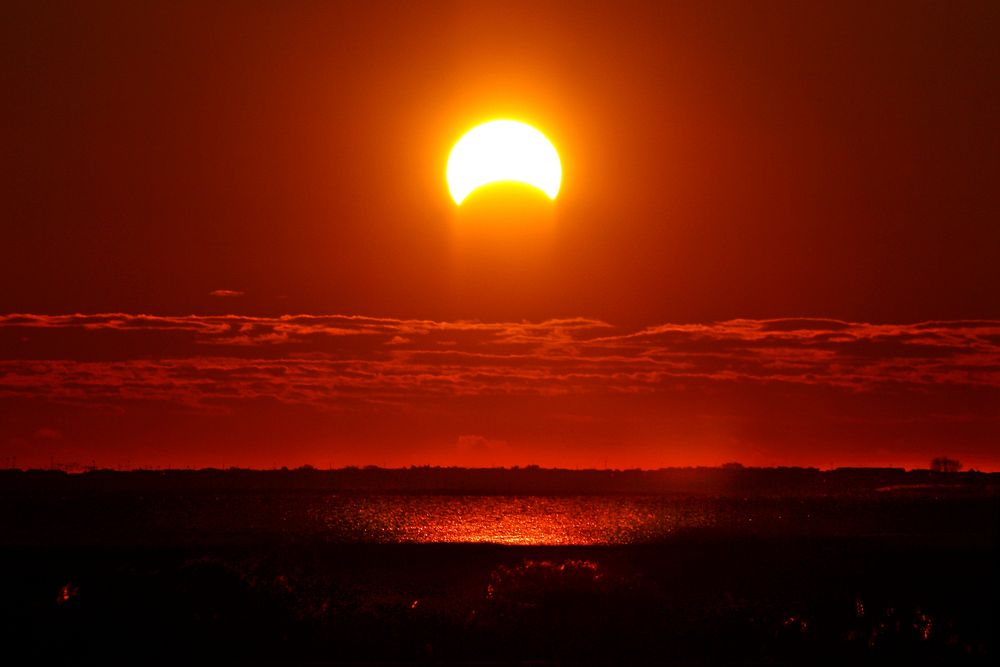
[{"left": 446, "top": 120, "right": 562, "bottom": 205}]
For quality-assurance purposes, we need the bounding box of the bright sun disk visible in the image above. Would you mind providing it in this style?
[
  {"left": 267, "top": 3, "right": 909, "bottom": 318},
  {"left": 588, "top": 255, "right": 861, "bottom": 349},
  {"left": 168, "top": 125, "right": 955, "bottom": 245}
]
[{"left": 446, "top": 120, "right": 562, "bottom": 205}]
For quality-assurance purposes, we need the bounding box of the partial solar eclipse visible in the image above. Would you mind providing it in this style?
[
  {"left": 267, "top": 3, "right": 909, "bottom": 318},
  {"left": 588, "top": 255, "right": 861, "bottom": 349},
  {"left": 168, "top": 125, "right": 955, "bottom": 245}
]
[{"left": 446, "top": 120, "right": 562, "bottom": 205}]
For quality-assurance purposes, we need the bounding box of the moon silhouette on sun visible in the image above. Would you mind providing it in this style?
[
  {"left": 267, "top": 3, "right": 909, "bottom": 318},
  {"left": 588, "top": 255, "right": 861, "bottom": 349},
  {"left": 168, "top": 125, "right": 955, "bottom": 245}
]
[{"left": 446, "top": 120, "right": 562, "bottom": 206}]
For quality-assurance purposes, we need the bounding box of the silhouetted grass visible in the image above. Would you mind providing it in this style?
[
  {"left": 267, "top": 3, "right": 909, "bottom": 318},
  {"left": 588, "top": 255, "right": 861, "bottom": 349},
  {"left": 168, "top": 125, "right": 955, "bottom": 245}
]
[{"left": 2, "top": 536, "right": 996, "bottom": 664}]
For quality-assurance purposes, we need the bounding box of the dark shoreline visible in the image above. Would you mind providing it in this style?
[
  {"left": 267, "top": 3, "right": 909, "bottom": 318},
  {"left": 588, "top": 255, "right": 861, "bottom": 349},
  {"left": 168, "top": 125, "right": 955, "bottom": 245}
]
[
  {"left": 3, "top": 536, "right": 997, "bottom": 665},
  {"left": 4, "top": 466, "right": 998, "bottom": 497}
]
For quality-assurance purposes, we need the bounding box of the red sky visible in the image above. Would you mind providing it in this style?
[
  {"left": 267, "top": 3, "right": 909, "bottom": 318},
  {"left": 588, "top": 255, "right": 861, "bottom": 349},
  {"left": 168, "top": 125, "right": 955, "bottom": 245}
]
[{"left": 2, "top": 1, "right": 999, "bottom": 469}]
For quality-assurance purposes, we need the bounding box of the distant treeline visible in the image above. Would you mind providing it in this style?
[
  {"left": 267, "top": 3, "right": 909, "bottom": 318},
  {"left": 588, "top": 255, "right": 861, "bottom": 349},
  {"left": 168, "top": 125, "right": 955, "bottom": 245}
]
[{"left": 1, "top": 465, "right": 997, "bottom": 497}]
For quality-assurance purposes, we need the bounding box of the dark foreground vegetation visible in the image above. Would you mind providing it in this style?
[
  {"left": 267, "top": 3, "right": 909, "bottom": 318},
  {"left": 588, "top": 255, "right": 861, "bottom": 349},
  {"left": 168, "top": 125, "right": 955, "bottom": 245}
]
[
  {"left": 3, "top": 538, "right": 996, "bottom": 665},
  {"left": 1, "top": 468, "right": 996, "bottom": 665}
]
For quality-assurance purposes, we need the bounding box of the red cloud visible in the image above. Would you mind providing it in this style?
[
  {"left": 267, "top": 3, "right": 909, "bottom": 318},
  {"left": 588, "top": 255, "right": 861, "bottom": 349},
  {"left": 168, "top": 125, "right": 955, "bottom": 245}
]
[
  {"left": 2, "top": 314, "right": 999, "bottom": 470},
  {"left": 0, "top": 314, "right": 998, "bottom": 411}
]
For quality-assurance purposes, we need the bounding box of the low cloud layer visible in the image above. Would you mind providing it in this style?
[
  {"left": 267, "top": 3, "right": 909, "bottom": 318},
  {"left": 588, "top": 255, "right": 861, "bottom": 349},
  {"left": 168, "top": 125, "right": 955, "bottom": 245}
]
[
  {"left": 1, "top": 314, "right": 997, "bottom": 469},
  {"left": 1, "top": 314, "right": 998, "bottom": 409}
]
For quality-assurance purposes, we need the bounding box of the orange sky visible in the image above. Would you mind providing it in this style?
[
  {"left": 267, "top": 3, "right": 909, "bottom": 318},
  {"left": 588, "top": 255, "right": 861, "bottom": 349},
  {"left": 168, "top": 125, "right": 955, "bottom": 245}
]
[{"left": 1, "top": 1, "right": 998, "bottom": 469}]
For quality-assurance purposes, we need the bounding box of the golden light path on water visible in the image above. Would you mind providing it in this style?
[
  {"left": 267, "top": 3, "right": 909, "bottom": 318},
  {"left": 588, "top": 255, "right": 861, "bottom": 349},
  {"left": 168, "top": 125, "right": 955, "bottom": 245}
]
[
  {"left": 341, "top": 496, "right": 718, "bottom": 545},
  {"left": 400, "top": 497, "right": 620, "bottom": 545}
]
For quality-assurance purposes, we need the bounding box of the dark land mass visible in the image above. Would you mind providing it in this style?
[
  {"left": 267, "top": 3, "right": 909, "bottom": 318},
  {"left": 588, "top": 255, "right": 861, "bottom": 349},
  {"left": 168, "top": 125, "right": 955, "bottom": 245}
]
[
  {"left": 1, "top": 467, "right": 997, "bottom": 665},
  {"left": 3, "top": 464, "right": 999, "bottom": 496}
]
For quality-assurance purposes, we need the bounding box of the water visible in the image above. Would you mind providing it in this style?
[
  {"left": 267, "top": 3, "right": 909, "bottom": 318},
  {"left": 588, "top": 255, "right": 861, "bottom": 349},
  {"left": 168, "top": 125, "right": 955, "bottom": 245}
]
[
  {"left": 137, "top": 492, "right": 989, "bottom": 545},
  {"left": 7, "top": 491, "right": 992, "bottom": 546},
  {"left": 310, "top": 495, "right": 717, "bottom": 544}
]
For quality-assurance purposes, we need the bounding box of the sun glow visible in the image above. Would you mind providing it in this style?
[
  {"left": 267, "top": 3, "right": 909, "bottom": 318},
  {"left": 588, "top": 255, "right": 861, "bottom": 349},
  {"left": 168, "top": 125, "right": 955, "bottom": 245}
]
[{"left": 446, "top": 120, "right": 562, "bottom": 205}]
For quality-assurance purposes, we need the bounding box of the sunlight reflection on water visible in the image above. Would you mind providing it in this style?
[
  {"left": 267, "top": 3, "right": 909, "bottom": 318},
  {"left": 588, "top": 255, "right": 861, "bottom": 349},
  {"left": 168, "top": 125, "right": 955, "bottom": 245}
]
[
  {"left": 25, "top": 491, "right": 975, "bottom": 546},
  {"left": 319, "top": 495, "right": 717, "bottom": 545}
]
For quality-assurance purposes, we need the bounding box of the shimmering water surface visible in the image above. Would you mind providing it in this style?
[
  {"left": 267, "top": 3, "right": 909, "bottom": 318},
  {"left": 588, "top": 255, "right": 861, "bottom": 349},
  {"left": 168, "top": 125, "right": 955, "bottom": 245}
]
[
  {"left": 121, "top": 492, "right": 980, "bottom": 546},
  {"left": 316, "top": 495, "right": 718, "bottom": 545},
  {"left": 9, "top": 491, "right": 988, "bottom": 546}
]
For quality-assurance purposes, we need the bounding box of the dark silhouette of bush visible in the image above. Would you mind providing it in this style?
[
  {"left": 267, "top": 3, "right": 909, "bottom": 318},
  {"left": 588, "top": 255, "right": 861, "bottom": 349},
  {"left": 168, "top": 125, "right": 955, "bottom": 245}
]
[{"left": 930, "top": 457, "right": 962, "bottom": 473}]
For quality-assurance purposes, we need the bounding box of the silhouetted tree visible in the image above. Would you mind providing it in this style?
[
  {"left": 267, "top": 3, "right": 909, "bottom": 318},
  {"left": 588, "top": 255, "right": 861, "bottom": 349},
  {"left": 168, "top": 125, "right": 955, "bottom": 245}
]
[{"left": 930, "top": 457, "right": 962, "bottom": 473}]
